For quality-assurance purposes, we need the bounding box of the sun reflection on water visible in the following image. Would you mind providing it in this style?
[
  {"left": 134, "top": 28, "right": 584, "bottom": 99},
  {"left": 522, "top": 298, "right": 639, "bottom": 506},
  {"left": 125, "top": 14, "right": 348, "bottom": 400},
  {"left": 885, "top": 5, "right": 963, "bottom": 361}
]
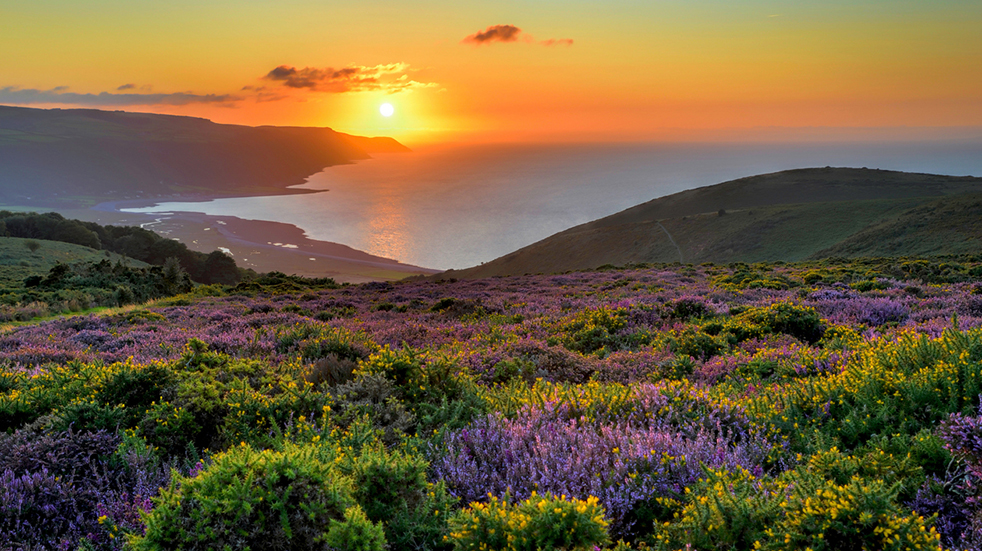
[{"left": 365, "top": 192, "right": 411, "bottom": 262}]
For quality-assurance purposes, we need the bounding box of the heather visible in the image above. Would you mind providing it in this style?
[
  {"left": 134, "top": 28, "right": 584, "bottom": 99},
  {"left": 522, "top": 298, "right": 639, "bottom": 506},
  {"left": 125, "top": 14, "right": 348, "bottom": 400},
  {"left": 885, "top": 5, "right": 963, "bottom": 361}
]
[{"left": 4, "top": 258, "right": 982, "bottom": 549}]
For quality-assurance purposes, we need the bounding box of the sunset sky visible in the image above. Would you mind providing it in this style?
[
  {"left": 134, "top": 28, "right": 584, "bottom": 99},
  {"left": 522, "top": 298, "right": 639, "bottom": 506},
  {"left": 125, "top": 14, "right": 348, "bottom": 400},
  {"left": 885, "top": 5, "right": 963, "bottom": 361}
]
[{"left": 1, "top": 0, "right": 980, "bottom": 144}]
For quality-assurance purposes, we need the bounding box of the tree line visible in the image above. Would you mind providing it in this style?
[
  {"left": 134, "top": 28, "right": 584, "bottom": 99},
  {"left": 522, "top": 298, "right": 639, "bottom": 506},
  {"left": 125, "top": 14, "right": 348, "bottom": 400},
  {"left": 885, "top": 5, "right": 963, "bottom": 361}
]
[{"left": 0, "top": 211, "right": 244, "bottom": 284}]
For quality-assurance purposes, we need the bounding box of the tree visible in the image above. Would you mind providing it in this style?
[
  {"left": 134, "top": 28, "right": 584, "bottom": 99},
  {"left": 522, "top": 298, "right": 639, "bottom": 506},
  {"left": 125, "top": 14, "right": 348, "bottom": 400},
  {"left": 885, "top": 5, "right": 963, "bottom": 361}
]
[
  {"left": 162, "top": 257, "right": 193, "bottom": 294},
  {"left": 202, "top": 251, "right": 240, "bottom": 285}
]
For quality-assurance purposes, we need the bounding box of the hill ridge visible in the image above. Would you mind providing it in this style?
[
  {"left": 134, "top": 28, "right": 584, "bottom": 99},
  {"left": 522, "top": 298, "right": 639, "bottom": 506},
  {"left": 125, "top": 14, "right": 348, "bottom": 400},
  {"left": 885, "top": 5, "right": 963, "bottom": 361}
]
[
  {"left": 439, "top": 167, "right": 982, "bottom": 279},
  {"left": 0, "top": 105, "right": 409, "bottom": 206}
]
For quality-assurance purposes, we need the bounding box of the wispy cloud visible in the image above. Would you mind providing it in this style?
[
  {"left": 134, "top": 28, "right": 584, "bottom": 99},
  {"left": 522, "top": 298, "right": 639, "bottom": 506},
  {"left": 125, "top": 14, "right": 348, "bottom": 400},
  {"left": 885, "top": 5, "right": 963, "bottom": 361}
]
[
  {"left": 539, "top": 38, "right": 574, "bottom": 47},
  {"left": 0, "top": 86, "right": 241, "bottom": 106},
  {"left": 0, "top": 61, "right": 435, "bottom": 109},
  {"left": 462, "top": 24, "right": 573, "bottom": 47},
  {"left": 262, "top": 63, "right": 435, "bottom": 94}
]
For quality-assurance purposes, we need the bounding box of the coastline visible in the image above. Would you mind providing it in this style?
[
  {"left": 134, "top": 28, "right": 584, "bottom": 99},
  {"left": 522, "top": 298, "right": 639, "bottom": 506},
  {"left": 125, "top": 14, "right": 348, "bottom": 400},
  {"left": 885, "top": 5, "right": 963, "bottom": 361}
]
[{"left": 64, "top": 195, "right": 439, "bottom": 283}]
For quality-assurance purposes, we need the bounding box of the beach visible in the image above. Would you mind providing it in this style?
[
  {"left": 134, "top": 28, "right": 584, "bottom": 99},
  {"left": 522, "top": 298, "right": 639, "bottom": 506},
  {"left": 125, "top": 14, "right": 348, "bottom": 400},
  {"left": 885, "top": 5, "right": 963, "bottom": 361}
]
[{"left": 63, "top": 198, "right": 438, "bottom": 283}]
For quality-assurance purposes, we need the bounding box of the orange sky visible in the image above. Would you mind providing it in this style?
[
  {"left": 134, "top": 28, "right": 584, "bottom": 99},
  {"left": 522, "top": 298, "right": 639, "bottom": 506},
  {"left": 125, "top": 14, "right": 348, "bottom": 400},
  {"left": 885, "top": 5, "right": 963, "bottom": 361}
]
[{"left": 1, "top": 0, "right": 980, "bottom": 145}]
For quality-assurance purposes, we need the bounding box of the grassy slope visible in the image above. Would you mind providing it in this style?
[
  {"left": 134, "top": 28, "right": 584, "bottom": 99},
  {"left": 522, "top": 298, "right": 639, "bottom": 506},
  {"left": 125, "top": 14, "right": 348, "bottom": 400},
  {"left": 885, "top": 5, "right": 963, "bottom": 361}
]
[
  {"left": 0, "top": 236, "right": 147, "bottom": 287},
  {"left": 814, "top": 193, "right": 982, "bottom": 258},
  {"left": 442, "top": 168, "right": 982, "bottom": 279}
]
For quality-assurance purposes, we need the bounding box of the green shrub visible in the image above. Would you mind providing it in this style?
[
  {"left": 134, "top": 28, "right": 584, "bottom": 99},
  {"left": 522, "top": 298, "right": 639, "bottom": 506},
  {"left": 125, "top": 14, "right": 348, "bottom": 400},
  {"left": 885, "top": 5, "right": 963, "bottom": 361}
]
[
  {"left": 737, "top": 301, "right": 825, "bottom": 344},
  {"left": 650, "top": 467, "right": 784, "bottom": 551},
  {"left": 762, "top": 462, "right": 941, "bottom": 551},
  {"left": 339, "top": 444, "right": 456, "bottom": 550},
  {"left": 304, "top": 354, "right": 358, "bottom": 387},
  {"left": 138, "top": 400, "right": 202, "bottom": 456},
  {"left": 669, "top": 328, "right": 729, "bottom": 360},
  {"left": 851, "top": 279, "right": 891, "bottom": 292},
  {"left": 329, "top": 374, "right": 416, "bottom": 445},
  {"left": 132, "top": 443, "right": 386, "bottom": 551},
  {"left": 560, "top": 306, "right": 630, "bottom": 355},
  {"left": 320, "top": 507, "right": 387, "bottom": 551},
  {"left": 448, "top": 493, "right": 610, "bottom": 551},
  {"left": 356, "top": 347, "right": 485, "bottom": 434},
  {"left": 489, "top": 358, "right": 536, "bottom": 384}
]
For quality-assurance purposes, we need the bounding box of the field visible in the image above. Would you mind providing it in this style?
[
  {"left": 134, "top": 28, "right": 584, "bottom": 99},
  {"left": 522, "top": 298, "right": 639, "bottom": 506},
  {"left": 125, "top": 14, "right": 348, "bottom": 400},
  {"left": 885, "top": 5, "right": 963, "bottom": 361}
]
[
  {"left": 3, "top": 258, "right": 982, "bottom": 550},
  {"left": 0, "top": 236, "right": 145, "bottom": 287}
]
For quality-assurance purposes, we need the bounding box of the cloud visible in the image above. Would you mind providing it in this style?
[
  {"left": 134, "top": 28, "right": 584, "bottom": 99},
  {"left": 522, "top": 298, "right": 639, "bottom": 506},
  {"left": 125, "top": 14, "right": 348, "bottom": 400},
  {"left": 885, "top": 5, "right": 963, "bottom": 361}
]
[
  {"left": 0, "top": 86, "right": 242, "bottom": 107},
  {"left": 462, "top": 24, "right": 522, "bottom": 45},
  {"left": 0, "top": 61, "right": 437, "bottom": 109},
  {"left": 262, "top": 63, "right": 434, "bottom": 94},
  {"left": 539, "top": 38, "right": 573, "bottom": 47},
  {"left": 462, "top": 24, "right": 573, "bottom": 47}
]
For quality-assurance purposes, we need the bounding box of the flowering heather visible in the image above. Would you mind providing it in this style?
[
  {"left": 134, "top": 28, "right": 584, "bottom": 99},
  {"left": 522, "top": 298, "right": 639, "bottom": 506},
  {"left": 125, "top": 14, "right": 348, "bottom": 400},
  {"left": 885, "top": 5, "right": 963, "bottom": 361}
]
[
  {"left": 432, "top": 402, "right": 775, "bottom": 538},
  {"left": 0, "top": 429, "right": 172, "bottom": 551},
  {"left": 3, "top": 258, "right": 982, "bottom": 549}
]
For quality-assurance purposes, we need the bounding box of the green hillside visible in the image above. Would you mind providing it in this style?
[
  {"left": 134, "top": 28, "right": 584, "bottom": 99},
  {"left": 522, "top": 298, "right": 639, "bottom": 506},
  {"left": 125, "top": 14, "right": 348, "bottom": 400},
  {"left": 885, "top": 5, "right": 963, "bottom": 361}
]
[
  {"left": 0, "top": 236, "right": 146, "bottom": 287},
  {"left": 441, "top": 168, "right": 982, "bottom": 279},
  {"left": 814, "top": 193, "right": 982, "bottom": 258}
]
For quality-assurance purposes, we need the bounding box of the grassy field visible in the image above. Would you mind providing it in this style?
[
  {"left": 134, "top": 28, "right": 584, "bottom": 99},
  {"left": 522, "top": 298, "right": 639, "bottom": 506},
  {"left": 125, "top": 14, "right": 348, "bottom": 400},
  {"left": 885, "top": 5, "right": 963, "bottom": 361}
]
[{"left": 0, "top": 236, "right": 146, "bottom": 287}]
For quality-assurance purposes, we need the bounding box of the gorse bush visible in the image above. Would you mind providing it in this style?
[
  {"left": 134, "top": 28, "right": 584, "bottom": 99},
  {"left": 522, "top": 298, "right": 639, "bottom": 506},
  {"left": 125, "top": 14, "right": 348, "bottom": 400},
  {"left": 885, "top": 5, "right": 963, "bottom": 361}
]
[
  {"left": 737, "top": 301, "right": 826, "bottom": 344},
  {"left": 650, "top": 466, "right": 785, "bottom": 551},
  {"left": 447, "top": 493, "right": 610, "bottom": 551},
  {"left": 559, "top": 306, "right": 631, "bottom": 355},
  {"left": 338, "top": 444, "right": 457, "bottom": 550},
  {"left": 132, "top": 443, "right": 386, "bottom": 551},
  {"left": 762, "top": 470, "right": 940, "bottom": 551}
]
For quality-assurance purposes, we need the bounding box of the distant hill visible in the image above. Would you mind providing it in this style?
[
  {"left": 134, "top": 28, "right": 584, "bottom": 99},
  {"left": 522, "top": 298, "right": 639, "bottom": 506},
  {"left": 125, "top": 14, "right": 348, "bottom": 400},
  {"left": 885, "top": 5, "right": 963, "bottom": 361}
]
[
  {"left": 440, "top": 168, "right": 982, "bottom": 279},
  {"left": 0, "top": 105, "right": 410, "bottom": 206}
]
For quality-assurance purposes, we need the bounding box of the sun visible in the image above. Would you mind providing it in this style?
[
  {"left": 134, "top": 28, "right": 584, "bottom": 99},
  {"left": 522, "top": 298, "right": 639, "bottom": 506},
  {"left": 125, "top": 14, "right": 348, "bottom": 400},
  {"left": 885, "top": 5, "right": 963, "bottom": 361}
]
[{"left": 380, "top": 103, "right": 395, "bottom": 117}]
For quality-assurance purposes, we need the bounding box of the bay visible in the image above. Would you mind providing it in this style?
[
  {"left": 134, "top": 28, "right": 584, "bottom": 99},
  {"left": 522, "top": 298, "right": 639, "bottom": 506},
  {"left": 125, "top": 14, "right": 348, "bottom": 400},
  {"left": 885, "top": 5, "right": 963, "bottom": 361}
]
[{"left": 123, "top": 140, "right": 982, "bottom": 270}]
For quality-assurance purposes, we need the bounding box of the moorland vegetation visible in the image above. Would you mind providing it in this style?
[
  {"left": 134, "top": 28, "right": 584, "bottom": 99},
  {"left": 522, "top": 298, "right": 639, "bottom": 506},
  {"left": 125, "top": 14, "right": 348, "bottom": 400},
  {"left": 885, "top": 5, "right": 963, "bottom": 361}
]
[{"left": 2, "top": 258, "right": 982, "bottom": 550}]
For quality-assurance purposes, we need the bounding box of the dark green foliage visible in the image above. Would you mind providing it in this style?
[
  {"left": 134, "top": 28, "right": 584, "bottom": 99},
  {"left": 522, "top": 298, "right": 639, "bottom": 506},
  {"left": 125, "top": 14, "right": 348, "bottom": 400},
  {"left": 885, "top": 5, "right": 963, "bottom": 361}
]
[
  {"left": 231, "top": 271, "right": 341, "bottom": 295},
  {"left": 737, "top": 301, "right": 825, "bottom": 344},
  {"left": 489, "top": 358, "right": 537, "bottom": 384},
  {"left": 669, "top": 328, "right": 729, "bottom": 360},
  {"left": 132, "top": 443, "right": 387, "bottom": 551},
  {"left": 356, "top": 348, "right": 486, "bottom": 435},
  {"left": 664, "top": 297, "right": 713, "bottom": 320},
  {"left": 560, "top": 306, "right": 631, "bottom": 355},
  {"left": 712, "top": 265, "right": 798, "bottom": 290},
  {"left": 851, "top": 278, "right": 891, "bottom": 292},
  {"left": 329, "top": 374, "right": 416, "bottom": 445},
  {"left": 431, "top": 297, "right": 457, "bottom": 312},
  {"left": 338, "top": 445, "right": 457, "bottom": 550}
]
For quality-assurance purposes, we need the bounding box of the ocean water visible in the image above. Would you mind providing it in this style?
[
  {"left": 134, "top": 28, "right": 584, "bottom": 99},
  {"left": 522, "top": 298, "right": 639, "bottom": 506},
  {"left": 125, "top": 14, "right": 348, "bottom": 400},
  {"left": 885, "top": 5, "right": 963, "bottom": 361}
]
[{"left": 123, "top": 140, "right": 982, "bottom": 270}]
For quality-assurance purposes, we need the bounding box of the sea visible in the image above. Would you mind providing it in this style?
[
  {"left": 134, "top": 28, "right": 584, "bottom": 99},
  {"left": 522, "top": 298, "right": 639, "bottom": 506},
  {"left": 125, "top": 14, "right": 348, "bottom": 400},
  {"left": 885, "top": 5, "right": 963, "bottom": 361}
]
[{"left": 123, "top": 140, "right": 982, "bottom": 270}]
